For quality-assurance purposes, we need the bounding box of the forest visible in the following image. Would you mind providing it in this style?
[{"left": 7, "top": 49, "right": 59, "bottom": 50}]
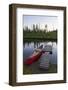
[{"left": 23, "top": 24, "right": 57, "bottom": 40}]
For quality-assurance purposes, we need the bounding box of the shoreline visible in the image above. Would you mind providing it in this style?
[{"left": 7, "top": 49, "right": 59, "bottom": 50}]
[
  {"left": 23, "top": 63, "right": 57, "bottom": 75},
  {"left": 24, "top": 38, "right": 57, "bottom": 42}
]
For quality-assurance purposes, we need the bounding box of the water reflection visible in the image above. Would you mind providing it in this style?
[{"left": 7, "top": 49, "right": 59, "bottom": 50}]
[{"left": 23, "top": 41, "right": 57, "bottom": 64}]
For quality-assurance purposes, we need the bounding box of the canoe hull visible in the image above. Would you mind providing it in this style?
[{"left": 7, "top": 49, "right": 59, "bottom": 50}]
[{"left": 24, "top": 51, "right": 42, "bottom": 65}]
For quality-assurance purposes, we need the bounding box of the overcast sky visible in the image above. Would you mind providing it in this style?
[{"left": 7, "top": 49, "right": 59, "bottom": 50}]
[{"left": 23, "top": 15, "right": 58, "bottom": 31}]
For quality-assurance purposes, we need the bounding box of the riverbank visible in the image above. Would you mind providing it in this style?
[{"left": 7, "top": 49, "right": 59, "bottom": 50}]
[
  {"left": 24, "top": 38, "right": 57, "bottom": 42},
  {"left": 23, "top": 62, "right": 57, "bottom": 75}
]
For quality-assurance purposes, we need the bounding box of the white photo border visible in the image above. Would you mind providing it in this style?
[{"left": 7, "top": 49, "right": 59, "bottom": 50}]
[{"left": 16, "top": 8, "right": 64, "bottom": 82}]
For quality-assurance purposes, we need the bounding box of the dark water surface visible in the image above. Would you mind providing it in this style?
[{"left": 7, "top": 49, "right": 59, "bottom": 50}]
[{"left": 23, "top": 41, "right": 57, "bottom": 74}]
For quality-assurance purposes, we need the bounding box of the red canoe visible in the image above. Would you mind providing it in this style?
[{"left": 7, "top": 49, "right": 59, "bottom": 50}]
[{"left": 24, "top": 50, "right": 43, "bottom": 65}]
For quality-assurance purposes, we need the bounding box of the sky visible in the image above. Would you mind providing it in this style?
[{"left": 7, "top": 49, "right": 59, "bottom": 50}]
[{"left": 23, "top": 15, "right": 58, "bottom": 31}]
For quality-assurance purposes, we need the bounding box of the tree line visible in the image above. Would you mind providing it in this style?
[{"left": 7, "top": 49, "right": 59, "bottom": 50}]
[
  {"left": 23, "top": 24, "right": 57, "bottom": 40},
  {"left": 23, "top": 24, "right": 49, "bottom": 33}
]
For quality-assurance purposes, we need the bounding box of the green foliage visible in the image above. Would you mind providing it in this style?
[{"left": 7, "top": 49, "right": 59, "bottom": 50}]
[
  {"left": 23, "top": 29, "right": 57, "bottom": 40},
  {"left": 23, "top": 65, "right": 32, "bottom": 74},
  {"left": 23, "top": 64, "right": 57, "bottom": 74}
]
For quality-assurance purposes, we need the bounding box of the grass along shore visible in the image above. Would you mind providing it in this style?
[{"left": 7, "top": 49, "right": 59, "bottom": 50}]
[{"left": 23, "top": 63, "right": 57, "bottom": 75}]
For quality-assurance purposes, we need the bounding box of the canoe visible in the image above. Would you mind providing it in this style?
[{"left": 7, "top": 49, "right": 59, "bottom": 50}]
[
  {"left": 24, "top": 45, "right": 52, "bottom": 65},
  {"left": 24, "top": 51, "right": 42, "bottom": 65},
  {"left": 24, "top": 45, "right": 43, "bottom": 65}
]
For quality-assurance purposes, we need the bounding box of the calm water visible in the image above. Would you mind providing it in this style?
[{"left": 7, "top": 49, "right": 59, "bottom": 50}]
[{"left": 23, "top": 41, "right": 57, "bottom": 64}]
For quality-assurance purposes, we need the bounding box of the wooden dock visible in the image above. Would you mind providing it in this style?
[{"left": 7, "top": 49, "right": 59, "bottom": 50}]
[{"left": 39, "top": 52, "right": 51, "bottom": 69}]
